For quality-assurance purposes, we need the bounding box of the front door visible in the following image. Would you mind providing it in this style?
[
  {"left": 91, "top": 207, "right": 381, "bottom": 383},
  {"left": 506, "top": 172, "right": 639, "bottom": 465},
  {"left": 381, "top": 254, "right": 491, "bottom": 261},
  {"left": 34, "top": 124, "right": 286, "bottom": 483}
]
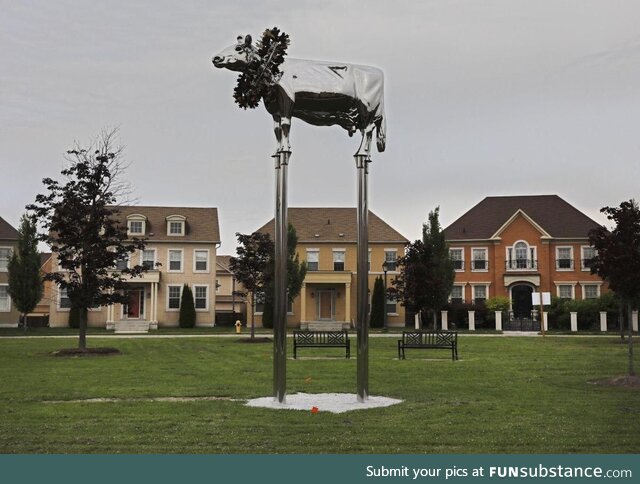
[
  {"left": 126, "top": 289, "right": 144, "bottom": 319},
  {"left": 511, "top": 285, "right": 533, "bottom": 319},
  {"left": 317, "top": 290, "right": 335, "bottom": 321}
]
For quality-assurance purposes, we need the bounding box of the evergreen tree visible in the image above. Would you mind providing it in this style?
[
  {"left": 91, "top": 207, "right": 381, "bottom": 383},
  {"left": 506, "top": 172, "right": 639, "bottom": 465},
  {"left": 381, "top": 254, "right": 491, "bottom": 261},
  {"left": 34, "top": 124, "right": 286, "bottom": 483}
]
[
  {"left": 179, "top": 284, "right": 196, "bottom": 328},
  {"left": 27, "top": 130, "right": 149, "bottom": 349},
  {"left": 369, "top": 276, "right": 385, "bottom": 328},
  {"left": 393, "top": 207, "right": 455, "bottom": 329},
  {"left": 262, "top": 224, "right": 307, "bottom": 329},
  {"left": 7, "top": 215, "right": 44, "bottom": 331}
]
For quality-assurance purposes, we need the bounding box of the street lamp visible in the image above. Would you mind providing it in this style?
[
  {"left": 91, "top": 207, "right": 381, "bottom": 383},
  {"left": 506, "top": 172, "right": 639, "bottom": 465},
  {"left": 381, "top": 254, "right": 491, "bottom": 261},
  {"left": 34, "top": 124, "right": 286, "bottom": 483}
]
[{"left": 382, "top": 260, "right": 390, "bottom": 330}]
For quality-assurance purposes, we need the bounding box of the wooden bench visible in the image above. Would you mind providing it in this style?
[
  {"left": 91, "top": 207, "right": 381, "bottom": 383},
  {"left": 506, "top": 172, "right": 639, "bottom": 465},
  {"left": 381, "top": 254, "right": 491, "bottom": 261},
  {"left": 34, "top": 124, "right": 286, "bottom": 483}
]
[
  {"left": 397, "top": 331, "right": 458, "bottom": 360},
  {"left": 293, "top": 330, "right": 351, "bottom": 359}
]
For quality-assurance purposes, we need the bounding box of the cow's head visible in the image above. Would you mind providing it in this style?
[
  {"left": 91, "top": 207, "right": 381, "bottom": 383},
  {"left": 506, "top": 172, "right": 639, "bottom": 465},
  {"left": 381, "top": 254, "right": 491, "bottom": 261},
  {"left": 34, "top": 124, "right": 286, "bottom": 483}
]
[{"left": 212, "top": 35, "right": 255, "bottom": 72}]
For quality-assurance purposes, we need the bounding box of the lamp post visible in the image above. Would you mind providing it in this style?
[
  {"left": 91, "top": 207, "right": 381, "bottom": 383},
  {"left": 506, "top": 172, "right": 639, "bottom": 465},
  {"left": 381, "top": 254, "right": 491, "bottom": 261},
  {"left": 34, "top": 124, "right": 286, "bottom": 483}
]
[{"left": 382, "top": 260, "right": 389, "bottom": 331}]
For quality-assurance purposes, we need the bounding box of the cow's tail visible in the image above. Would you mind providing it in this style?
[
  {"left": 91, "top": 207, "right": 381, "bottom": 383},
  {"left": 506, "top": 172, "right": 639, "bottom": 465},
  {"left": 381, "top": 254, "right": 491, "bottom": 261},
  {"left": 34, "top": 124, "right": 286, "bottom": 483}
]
[{"left": 376, "top": 116, "right": 386, "bottom": 152}]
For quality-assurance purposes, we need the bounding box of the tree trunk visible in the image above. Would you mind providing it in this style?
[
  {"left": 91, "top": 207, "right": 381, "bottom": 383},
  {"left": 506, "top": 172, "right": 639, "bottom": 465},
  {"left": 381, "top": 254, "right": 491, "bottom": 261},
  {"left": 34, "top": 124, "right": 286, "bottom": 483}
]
[
  {"left": 628, "top": 303, "right": 635, "bottom": 376},
  {"left": 250, "top": 292, "right": 255, "bottom": 339},
  {"left": 22, "top": 313, "right": 27, "bottom": 334},
  {"left": 79, "top": 307, "right": 88, "bottom": 350}
]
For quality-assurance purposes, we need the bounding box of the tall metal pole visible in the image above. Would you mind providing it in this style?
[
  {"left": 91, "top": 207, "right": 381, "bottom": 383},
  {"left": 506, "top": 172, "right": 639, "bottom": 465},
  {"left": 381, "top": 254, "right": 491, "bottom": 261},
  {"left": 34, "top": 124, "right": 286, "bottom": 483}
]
[
  {"left": 355, "top": 154, "right": 369, "bottom": 402},
  {"left": 273, "top": 150, "right": 289, "bottom": 403}
]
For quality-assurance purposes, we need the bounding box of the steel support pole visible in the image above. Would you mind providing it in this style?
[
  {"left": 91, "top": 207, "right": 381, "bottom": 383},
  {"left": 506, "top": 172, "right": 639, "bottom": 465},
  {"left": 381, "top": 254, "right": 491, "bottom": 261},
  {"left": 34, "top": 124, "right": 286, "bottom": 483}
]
[
  {"left": 273, "top": 150, "right": 289, "bottom": 403},
  {"left": 355, "top": 154, "right": 369, "bottom": 402}
]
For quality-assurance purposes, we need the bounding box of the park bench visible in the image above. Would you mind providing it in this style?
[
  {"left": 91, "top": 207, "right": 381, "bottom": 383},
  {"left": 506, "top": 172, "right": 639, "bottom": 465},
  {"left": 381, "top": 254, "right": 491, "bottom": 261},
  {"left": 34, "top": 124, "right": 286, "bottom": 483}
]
[
  {"left": 397, "top": 331, "right": 458, "bottom": 360},
  {"left": 293, "top": 330, "right": 351, "bottom": 359}
]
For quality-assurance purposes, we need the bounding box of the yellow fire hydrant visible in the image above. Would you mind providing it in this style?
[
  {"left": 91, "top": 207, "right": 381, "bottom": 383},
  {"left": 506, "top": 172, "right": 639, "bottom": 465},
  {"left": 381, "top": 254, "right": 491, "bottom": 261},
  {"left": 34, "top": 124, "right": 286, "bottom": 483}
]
[{"left": 235, "top": 320, "right": 242, "bottom": 334}]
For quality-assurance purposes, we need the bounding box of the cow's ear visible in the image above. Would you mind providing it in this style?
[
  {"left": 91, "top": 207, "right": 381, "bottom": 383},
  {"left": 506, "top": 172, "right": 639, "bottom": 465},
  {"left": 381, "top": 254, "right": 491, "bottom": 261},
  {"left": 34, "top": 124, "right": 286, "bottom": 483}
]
[{"left": 245, "top": 35, "right": 252, "bottom": 47}]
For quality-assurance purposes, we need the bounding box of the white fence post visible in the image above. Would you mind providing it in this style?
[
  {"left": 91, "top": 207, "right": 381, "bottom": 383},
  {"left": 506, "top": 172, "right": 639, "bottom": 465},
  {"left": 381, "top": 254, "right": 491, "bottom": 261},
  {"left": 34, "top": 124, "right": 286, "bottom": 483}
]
[
  {"left": 441, "top": 310, "right": 448, "bottom": 331},
  {"left": 414, "top": 312, "right": 421, "bottom": 330},
  {"left": 633, "top": 310, "right": 638, "bottom": 332},
  {"left": 495, "top": 311, "right": 502, "bottom": 331},
  {"left": 542, "top": 312, "right": 548, "bottom": 332},
  {"left": 570, "top": 312, "right": 578, "bottom": 332},
  {"left": 468, "top": 310, "right": 475, "bottom": 331},
  {"left": 600, "top": 311, "right": 608, "bottom": 332}
]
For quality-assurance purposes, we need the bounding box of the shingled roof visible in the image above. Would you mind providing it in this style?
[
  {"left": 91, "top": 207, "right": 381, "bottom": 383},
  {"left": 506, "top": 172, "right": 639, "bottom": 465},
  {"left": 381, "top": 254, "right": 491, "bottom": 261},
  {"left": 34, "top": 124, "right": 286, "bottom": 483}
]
[
  {"left": 0, "top": 216, "right": 19, "bottom": 241},
  {"left": 444, "top": 195, "right": 602, "bottom": 240},
  {"left": 115, "top": 206, "right": 220, "bottom": 242},
  {"left": 257, "top": 208, "right": 408, "bottom": 243}
]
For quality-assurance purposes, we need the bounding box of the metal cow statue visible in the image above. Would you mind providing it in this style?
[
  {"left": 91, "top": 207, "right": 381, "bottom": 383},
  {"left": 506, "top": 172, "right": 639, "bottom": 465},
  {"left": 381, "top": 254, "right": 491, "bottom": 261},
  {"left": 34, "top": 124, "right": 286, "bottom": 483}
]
[{"left": 213, "top": 34, "right": 386, "bottom": 158}]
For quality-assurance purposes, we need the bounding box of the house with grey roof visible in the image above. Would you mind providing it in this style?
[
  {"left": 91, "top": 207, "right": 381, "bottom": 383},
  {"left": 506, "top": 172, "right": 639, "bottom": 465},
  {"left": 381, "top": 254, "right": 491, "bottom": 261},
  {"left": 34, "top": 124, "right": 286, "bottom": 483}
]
[{"left": 443, "top": 195, "right": 606, "bottom": 328}]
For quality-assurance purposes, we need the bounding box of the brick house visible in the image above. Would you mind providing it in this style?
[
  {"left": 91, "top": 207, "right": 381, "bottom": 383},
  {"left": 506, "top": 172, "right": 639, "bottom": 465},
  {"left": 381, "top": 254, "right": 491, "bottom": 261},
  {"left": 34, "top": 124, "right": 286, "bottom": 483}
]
[
  {"left": 253, "top": 208, "right": 409, "bottom": 328},
  {"left": 443, "top": 195, "right": 606, "bottom": 320},
  {"left": 48, "top": 206, "right": 220, "bottom": 330}
]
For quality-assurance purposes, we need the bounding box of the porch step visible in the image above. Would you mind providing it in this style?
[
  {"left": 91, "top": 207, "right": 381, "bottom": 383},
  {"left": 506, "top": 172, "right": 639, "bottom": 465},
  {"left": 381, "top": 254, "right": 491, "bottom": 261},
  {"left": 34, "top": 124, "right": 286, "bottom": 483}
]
[{"left": 114, "top": 321, "right": 150, "bottom": 334}]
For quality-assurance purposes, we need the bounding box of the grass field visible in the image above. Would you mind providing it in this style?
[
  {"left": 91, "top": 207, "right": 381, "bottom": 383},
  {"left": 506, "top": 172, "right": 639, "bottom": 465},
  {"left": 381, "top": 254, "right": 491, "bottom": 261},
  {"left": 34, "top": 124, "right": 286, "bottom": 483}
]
[{"left": 0, "top": 334, "right": 638, "bottom": 454}]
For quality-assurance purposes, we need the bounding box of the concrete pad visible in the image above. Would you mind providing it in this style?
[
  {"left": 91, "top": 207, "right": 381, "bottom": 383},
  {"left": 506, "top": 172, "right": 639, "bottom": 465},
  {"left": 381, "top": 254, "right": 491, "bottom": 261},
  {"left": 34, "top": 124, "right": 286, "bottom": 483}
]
[{"left": 245, "top": 392, "right": 403, "bottom": 413}]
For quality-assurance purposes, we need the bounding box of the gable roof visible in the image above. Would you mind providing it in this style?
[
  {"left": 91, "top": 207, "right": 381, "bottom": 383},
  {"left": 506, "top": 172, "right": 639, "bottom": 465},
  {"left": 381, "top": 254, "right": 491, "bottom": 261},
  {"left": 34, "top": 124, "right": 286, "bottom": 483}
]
[
  {"left": 0, "top": 216, "right": 19, "bottom": 241},
  {"left": 444, "top": 195, "right": 601, "bottom": 240},
  {"left": 256, "top": 208, "right": 408, "bottom": 243},
  {"left": 216, "top": 255, "right": 233, "bottom": 273},
  {"left": 115, "top": 206, "right": 220, "bottom": 243}
]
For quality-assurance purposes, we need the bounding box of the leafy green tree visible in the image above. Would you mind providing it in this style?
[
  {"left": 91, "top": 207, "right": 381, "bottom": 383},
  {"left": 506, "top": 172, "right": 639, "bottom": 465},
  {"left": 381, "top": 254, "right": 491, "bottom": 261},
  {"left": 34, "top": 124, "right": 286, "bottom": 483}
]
[
  {"left": 27, "top": 130, "right": 149, "bottom": 349},
  {"left": 485, "top": 296, "right": 510, "bottom": 323},
  {"left": 229, "top": 231, "right": 274, "bottom": 338},
  {"left": 369, "top": 276, "right": 385, "bottom": 328},
  {"left": 7, "top": 215, "right": 44, "bottom": 332},
  {"left": 589, "top": 199, "right": 640, "bottom": 376},
  {"left": 393, "top": 207, "right": 455, "bottom": 329},
  {"left": 262, "top": 224, "right": 307, "bottom": 329},
  {"left": 179, "top": 284, "right": 196, "bottom": 328}
]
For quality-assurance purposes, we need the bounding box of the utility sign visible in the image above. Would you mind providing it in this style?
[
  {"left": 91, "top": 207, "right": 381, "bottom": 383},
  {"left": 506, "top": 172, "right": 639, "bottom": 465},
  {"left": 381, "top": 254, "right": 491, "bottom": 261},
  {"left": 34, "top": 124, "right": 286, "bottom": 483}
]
[{"left": 532, "top": 292, "right": 551, "bottom": 306}]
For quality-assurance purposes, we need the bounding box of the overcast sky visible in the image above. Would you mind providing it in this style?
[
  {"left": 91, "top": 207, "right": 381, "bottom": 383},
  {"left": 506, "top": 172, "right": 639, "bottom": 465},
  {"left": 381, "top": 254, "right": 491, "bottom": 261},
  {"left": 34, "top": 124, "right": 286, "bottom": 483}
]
[{"left": 2, "top": 0, "right": 639, "bottom": 254}]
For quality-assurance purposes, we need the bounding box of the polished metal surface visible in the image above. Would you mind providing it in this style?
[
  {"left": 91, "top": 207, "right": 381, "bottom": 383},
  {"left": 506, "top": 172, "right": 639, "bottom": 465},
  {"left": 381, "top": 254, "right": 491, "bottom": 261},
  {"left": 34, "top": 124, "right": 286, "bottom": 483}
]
[
  {"left": 273, "top": 150, "right": 290, "bottom": 403},
  {"left": 355, "top": 154, "right": 369, "bottom": 402},
  {"left": 213, "top": 35, "right": 386, "bottom": 159}
]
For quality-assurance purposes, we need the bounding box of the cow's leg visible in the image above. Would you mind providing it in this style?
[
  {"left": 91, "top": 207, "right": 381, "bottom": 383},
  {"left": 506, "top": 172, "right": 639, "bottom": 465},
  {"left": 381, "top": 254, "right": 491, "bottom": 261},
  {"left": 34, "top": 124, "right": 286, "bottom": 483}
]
[
  {"left": 356, "top": 125, "right": 374, "bottom": 159},
  {"left": 273, "top": 115, "right": 283, "bottom": 155},
  {"left": 277, "top": 94, "right": 293, "bottom": 152}
]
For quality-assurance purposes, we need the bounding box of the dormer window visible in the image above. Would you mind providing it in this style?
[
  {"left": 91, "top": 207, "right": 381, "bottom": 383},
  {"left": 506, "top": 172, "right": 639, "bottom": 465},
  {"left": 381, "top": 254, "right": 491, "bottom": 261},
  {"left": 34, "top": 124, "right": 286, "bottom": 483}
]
[
  {"left": 126, "top": 214, "right": 147, "bottom": 236},
  {"left": 166, "top": 215, "right": 186, "bottom": 236}
]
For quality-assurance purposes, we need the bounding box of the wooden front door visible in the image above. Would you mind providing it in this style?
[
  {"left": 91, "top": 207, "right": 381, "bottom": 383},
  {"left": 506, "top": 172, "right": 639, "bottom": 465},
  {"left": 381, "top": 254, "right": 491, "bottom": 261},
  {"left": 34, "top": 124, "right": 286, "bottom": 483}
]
[
  {"left": 126, "top": 289, "right": 144, "bottom": 319},
  {"left": 317, "top": 290, "right": 334, "bottom": 321}
]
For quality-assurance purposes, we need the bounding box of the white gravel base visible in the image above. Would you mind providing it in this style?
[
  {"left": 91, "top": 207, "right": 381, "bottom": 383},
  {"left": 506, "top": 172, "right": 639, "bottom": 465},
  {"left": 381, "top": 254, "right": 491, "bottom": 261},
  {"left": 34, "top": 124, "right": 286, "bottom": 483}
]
[{"left": 245, "top": 392, "right": 403, "bottom": 413}]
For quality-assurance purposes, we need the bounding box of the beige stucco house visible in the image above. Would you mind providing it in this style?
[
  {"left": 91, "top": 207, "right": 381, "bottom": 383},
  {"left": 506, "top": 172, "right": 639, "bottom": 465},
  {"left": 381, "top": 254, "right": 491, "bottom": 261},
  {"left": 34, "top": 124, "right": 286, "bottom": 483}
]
[
  {"left": 0, "top": 216, "right": 20, "bottom": 327},
  {"left": 48, "top": 206, "right": 220, "bottom": 330},
  {"left": 253, "top": 208, "right": 409, "bottom": 328}
]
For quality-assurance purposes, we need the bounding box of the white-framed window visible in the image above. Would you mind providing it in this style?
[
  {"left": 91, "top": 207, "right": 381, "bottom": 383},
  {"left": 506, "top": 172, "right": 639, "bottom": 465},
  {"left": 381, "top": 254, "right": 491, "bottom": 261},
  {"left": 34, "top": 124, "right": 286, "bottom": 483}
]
[
  {"left": 115, "top": 254, "right": 129, "bottom": 271},
  {"left": 368, "top": 249, "right": 371, "bottom": 272},
  {"left": 166, "top": 215, "right": 186, "bottom": 236},
  {"left": 557, "top": 284, "right": 575, "bottom": 300},
  {"left": 126, "top": 214, "right": 146, "bottom": 236},
  {"left": 450, "top": 285, "right": 464, "bottom": 304},
  {"left": 142, "top": 249, "right": 156, "bottom": 269},
  {"left": 167, "top": 285, "right": 182, "bottom": 310},
  {"left": 0, "top": 247, "right": 12, "bottom": 272},
  {"left": 333, "top": 249, "right": 345, "bottom": 271},
  {"left": 168, "top": 249, "right": 183, "bottom": 272},
  {"left": 450, "top": 248, "right": 464, "bottom": 271},
  {"left": 472, "top": 284, "right": 488, "bottom": 304},
  {"left": 254, "top": 291, "right": 265, "bottom": 314},
  {"left": 386, "top": 294, "right": 397, "bottom": 315},
  {"left": 582, "top": 284, "right": 600, "bottom": 299},
  {"left": 0, "top": 284, "right": 11, "bottom": 312},
  {"left": 507, "top": 241, "right": 537, "bottom": 270},
  {"left": 581, "top": 246, "right": 597, "bottom": 271},
  {"left": 194, "top": 285, "right": 209, "bottom": 310},
  {"left": 58, "top": 287, "right": 72, "bottom": 310},
  {"left": 193, "top": 249, "right": 209, "bottom": 272},
  {"left": 306, "top": 249, "right": 319, "bottom": 271},
  {"left": 471, "top": 248, "right": 488, "bottom": 271},
  {"left": 556, "top": 246, "right": 574, "bottom": 270},
  {"left": 383, "top": 249, "right": 397, "bottom": 272}
]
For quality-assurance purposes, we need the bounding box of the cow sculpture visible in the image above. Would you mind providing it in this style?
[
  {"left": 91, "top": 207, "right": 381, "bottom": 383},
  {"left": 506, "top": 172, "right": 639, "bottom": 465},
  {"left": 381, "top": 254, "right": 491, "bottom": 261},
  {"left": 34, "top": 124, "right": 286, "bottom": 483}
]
[{"left": 213, "top": 34, "right": 386, "bottom": 158}]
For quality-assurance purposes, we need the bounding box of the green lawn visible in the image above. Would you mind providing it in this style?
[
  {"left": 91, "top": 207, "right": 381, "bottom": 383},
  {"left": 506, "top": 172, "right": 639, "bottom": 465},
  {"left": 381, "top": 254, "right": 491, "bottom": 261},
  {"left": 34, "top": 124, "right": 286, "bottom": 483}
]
[{"left": 0, "top": 335, "right": 638, "bottom": 453}]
